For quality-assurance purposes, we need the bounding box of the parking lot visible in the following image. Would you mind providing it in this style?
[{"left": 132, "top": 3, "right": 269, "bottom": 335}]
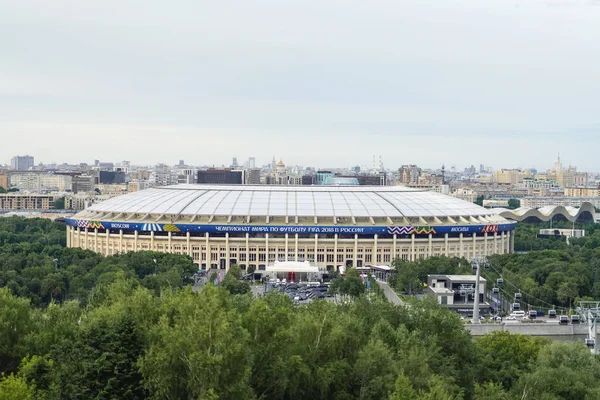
[{"left": 257, "top": 281, "right": 335, "bottom": 304}]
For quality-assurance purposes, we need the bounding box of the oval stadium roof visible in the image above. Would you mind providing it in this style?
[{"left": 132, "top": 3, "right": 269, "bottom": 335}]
[{"left": 80, "top": 185, "right": 511, "bottom": 225}]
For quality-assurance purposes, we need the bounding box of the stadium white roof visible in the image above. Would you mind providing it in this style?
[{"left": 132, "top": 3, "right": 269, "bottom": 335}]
[{"left": 83, "top": 185, "right": 506, "bottom": 222}]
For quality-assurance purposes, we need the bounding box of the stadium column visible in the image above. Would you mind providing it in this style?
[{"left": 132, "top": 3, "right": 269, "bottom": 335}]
[
  {"left": 82, "top": 228, "right": 87, "bottom": 250},
  {"left": 354, "top": 234, "right": 358, "bottom": 268},
  {"left": 285, "top": 233, "right": 289, "bottom": 261},
  {"left": 119, "top": 229, "right": 123, "bottom": 254},
  {"left": 472, "top": 233, "right": 476, "bottom": 259},
  {"left": 444, "top": 233, "right": 449, "bottom": 256},
  {"left": 493, "top": 231, "right": 498, "bottom": 254},
  {"left": 295, "top": 234, "right": 299, "bottom": 262},
  {"left": 245, "top": 233, "right": 249, "bottom": 268},
  {"left": 206, "top": 232, "right": 211, "bottom": 267},
  {"left": 392, "top": 234, "right": 397, "bottom": 259},
  {"left": 225, "top": 233, "right": 229, "bottom": 269},
  {"left": 187, "top": 232, "right": 192, "bottom": 258},
  {"left": 428, "top": 233, "right": 433, "bottom": 257},
  {"left": 151, "top": 231, "right": 154, "bottom": 251},
  {"left": 103, "top": 229, "right": 110, "bottom": 256},
  {"left": 94, "top": 228, "right": 98, "bottom": 253},
  {"left": 66, "top": 226, "right": 71, "bottom": 247},
  {"left": 459, "top": 233, "right": 464, "bottom": 258},
  {"left": 510, "top": 231, "right": 515, "bottom": 253},
  {"left": 411, "top": 233, "right": 415, "bottom": 261},
  {"left": 314, "top": 234, "right": 319, "bottom": 267},
  {"left": 265, "top": 233, "right": 269, "bottom": 269},
  {"left": 334, "top": 234, "right": 338, "bottom": 265},
  {"left": 168, "top": 231, "right": 172, "bottom": 253},
  {"left": 134, "top": 230, "right": 138, "bottom": 252},
  {"left": 373, "top": 234, "right": 377, "bottom": 265},
  {"left": 483, "top": 232, "right": 488, "bottom": 257},
  {"left": 500, "top": 231, "right": 505, "bottom": 254}
]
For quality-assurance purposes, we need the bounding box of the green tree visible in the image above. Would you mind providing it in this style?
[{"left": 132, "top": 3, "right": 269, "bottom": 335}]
[
  {"left": 329, "top": 267, "right": 365, "bottom": 298},
  {"left": 390, "top": 374, "right": 416, "bottom": 400},
  {"left": 557, "top": 281, "right": 579, "bottom": 307},
  {"left": 0, "top": 374, "right": 37, "bottom": 400},
  {"left": 475, "top": 195, "right": 484, "bottom": 206},
  {"left": 0, "top": 288, "right": 34, "bottom": 374},
  {"left": 353, "top": 339, "right": 398, "bottom": 399},
  {"left": 139, "top": 286, "right": 253, "bottom": 399},
  {"left": 507, "top": 198, "right": 521, "bottom": 209},
  {"left": 515, "top": 342, "right": 600, "bottom": 399},
  {"left": 474, "top": 382, "right": 511, "bottom": 400},
  {"left": 50, "top": 308, "right": 145, "bottom": 399},
  {"left": 221, "top": 265, "right": 251, "bottom": 295},
  {"left": 475, "top": 331, "right": 548, "bottom": 389},
  {"left": 53, "top": 197, "right": 65, "bottom": 210}
]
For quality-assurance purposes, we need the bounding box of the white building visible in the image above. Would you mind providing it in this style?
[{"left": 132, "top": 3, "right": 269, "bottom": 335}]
[{"left": 9, "top": 173, "right": 72, "bottom": 192}]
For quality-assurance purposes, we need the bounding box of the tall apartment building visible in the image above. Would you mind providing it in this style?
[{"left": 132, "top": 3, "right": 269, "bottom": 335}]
[
  {"left": 0, "top": 194, "right": 55, "bottom": 210},
  {"left": 72, "top": 175, "right": 94, "bottom": 193},
  {"left": 9, "top": 173, "right": 72, "bottom": 192},
  {"left": 94, "top": 184, "right": 128, "bottom": 196},
  {"left": 450, "top": 187, "right": 477, "bottom": 203},
  {"left": 521, "top": 196, "right": 600, "bottom": 209},
  {"left": 0, "top": 170, "right": 7, "bottom": 191},
  {"left": 246, "top": 168, "right": 261, "bottom": 184},
  {"left": 176, "top": 168, "right": 197, "bottom": 184},
  {"left": 98, "top": 171, "right": 126, "bottom": 184},
  {"left": 197, "top": 169, "right": 243, "bottom": 184},
  {"left": 564, "top": 187, "right": 600, "bottom": 197},
  {"left": 10, "top": 155, "right": 34, "bottom": 171},
  {"left": 493, "top": 169, "right": 526, "bottom": 185},
  {"left": 149, "top": 172, "right": 176, "bottom": 186},
  {"left": 128, "top": 180, "right": 150, "bottom": 193},
  {"left": 398, "top": 165, "right": 421, "bottom": 185},
  {"left": 574, "top": 172, "right": 590, "bottom": 187}
]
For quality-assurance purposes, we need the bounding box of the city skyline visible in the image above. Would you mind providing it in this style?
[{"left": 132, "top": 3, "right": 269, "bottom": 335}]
[
  {"left": 0, "top": 154, "right": 589, "bottom": 174},
  {"left": 2, "top": 1, "right": 600, "bottom": 169}
]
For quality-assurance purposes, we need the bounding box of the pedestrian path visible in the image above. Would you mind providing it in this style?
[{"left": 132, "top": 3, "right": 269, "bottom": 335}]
[{"left": 375, "top": 280, "right": 404, "bottom": 305}]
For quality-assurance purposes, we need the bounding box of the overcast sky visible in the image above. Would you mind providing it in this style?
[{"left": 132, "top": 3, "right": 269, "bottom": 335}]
[{"left": 1, "top": 0, "right": 599, "bottom": 171}]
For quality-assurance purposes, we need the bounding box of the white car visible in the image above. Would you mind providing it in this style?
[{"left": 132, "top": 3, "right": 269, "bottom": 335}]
[{"left": 506, "top": 316, "right": 517, "bottom": 320}]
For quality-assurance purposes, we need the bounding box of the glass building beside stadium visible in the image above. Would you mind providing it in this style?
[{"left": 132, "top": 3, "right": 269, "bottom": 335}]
[{"left": 65, "top": 185, "right": 517, "bottom": 271}]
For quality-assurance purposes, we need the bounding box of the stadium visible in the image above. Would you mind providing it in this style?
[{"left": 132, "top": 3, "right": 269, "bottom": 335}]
[{"left": 65, "top": 185, "right": 517, "bottom": 271}]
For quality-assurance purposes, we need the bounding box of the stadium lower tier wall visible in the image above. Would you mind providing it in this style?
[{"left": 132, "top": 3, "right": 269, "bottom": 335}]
[{"left": 66, "top": 226, "right": 515, "bottom": 270}]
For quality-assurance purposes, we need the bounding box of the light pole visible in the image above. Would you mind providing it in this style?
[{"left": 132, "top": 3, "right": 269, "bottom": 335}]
[
  {"left": 53, "top": 258, "right": 58, "bottom": 270},
  {"left": 472, "top": 261, "right": 481, "bottom": 325},
  {"left": 153, "top": 259, "right": 157, "bottom": 276}
]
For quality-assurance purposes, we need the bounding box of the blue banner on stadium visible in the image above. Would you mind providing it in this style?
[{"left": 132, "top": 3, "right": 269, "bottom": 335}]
[{"left": 65, "top": 218, "right": 516, "bottom": 236}]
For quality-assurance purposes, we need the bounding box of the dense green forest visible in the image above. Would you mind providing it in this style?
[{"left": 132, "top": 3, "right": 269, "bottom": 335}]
[{"left": 2, "top": 217, "right": 600, "bottom": 399}]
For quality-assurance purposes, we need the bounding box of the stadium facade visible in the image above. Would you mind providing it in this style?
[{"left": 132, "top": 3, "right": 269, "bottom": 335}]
[{"left": 65, "top": 185, "right": 517, "bottom": 270}]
